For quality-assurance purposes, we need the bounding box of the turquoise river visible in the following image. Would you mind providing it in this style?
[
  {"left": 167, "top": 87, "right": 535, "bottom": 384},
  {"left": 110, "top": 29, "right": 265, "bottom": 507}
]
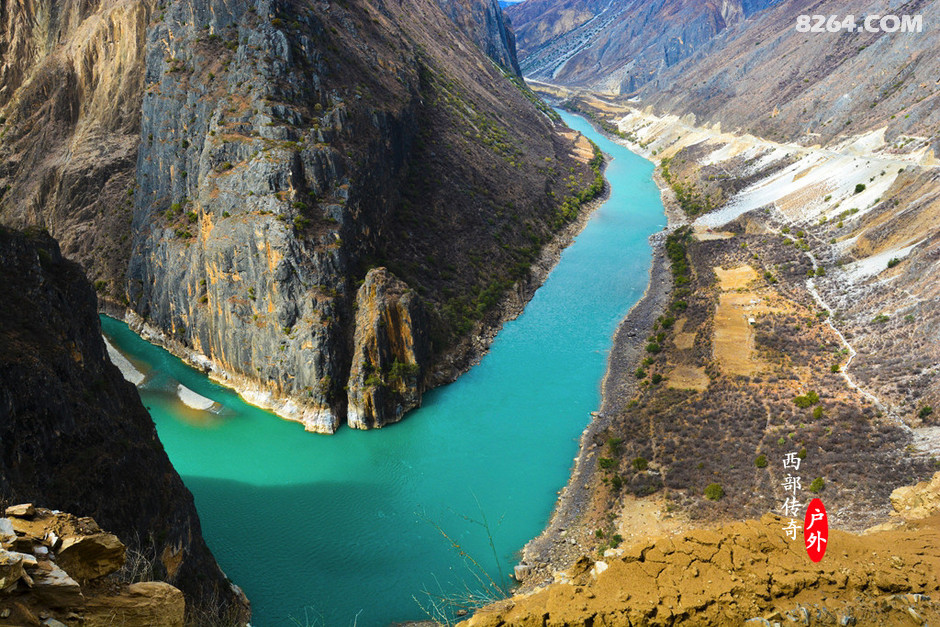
[{"left": 100, "top": 111, "right": 666, "bottom": 626}]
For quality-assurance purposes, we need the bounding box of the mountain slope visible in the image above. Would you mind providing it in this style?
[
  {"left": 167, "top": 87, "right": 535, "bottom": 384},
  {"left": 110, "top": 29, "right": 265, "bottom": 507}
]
[
  {"left": 0, "top": 0, "right": 599, "bottom": 432},
  {"left": 0, "top": 227, "right": 248, "bottom": 623},
  {"left": 506, "top": 0, "right": 781, "bottom": 92},
  {"left": 635, "top": 0, "right": 940, "bottom": 150}
]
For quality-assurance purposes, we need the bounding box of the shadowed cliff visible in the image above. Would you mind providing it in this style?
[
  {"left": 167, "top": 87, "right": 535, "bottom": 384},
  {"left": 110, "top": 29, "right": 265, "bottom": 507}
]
[{"left": 0, "top": 227, "right": 249, "bottom": 623}]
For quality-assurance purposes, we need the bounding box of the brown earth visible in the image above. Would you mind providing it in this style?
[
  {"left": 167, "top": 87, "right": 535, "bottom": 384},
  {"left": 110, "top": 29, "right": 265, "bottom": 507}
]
[{"left": 466, "top": 510, "right": 940, "bottom": 626}]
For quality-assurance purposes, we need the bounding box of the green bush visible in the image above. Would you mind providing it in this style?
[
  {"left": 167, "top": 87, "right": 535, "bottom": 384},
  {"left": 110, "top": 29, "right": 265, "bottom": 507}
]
[
  {"left": 854, "top": 183, "right": 866, "bottom": 194},
  {"left": 887, "top": 257, "right": 901, "bottom": 268},
  {"left": 809, "top": 477, "right": 825, "bottom": 493},
  {"left": 645, "top": 342, "right": 661, "bottom": 354},
  {"left": 632, "top": 457, "right": 648, "bottom": 471},
  {"left": 704, "top": 483, "right": 724, "bottom": 501},
  {"left": 598, "top": 457, "right": 616, "bottom": 470},
  {"left": 635, "top": 368, "right": 647, "bottom": 379},
  {"left": 755, "top": 454, "right": 768, "bottom": 468},
  {"left": 793, "top": 391, "right": 820, "bottom": 408},
  {"left": 831, "top": 364, "right": 840, "bottom": 373},
  {"left": 920, "top": 406, "right": 934, "bottom": 419},
  {"left": 607, "top": 437, "right": 623, "bottom": 455},
  {"left": 812, "top": 405, "right": 824, "bottom": 420},
  {"left": 651, "top": 373, "right": 663, "bottom": 385}
]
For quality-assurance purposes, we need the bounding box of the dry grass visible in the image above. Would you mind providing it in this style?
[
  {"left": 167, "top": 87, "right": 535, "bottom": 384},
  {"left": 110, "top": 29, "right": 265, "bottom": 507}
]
[
  {"left": 712, "top": 265, "right": 793, "bottom": 376},
  {"left": 666, "top": 365, "right": 709, "bottom": 392}
]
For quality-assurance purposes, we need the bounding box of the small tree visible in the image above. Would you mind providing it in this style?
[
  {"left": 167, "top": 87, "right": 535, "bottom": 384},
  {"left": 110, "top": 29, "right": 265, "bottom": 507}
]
[
  {"left": 755, "top": 455, "right": 768, "bottom": 468},
  {"left": 632, "top": 457, "right": 648, "bottom": 471},
  {"left": 920, "top": 406, "right": 934, "bottom": 419},
  {"left": 809, "top": 477, "right": 825, "bottom": 493},
  {"left": 854, "top": 183, "right": 866, "bottom": 194}
]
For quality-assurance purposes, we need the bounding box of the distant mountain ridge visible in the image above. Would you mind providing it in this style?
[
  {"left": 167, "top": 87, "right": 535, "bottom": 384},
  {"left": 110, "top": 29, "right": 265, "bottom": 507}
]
[{"left": 506, "top": 0, "right": 781, "bottom": 93}]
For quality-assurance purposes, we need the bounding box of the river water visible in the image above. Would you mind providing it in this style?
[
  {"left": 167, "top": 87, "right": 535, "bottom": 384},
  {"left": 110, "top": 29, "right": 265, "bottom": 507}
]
[{"left": 100, "top": 111, "right": 665, "bottom": 626}]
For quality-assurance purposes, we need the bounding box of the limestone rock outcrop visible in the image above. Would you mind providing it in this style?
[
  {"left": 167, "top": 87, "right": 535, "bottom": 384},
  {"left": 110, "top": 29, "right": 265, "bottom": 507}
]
[
  {"left": 0, "top": 507, "right": 184, "bottom": 627},
  {"left": 347, "top": 268, "right": 431, "bottom": 429}
]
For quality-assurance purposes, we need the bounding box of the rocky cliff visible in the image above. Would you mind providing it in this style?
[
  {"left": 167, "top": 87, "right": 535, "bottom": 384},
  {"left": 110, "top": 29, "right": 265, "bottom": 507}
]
[
  {"left": 435, "top": 0, "right": 521, "bottom": 75},
  {"left": 0, "top": 505, "right": 186, "bottom": 627},
  {"left": 346, "top": 268, "right": 431, "bottom": 430},
  {"left": 0, "top": 0, "right": 599, "bottom": 432},
  {"left": 506, "top": 0, "right": 781, "bottom": 93},
  {"left": 0, "top": 227, "right": 247, "bottom": 623}
]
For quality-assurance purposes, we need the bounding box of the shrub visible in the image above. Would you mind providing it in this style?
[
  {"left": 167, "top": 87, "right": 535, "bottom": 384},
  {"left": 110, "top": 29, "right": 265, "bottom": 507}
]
[
  {"left": 598, "top": 457, "right": 616, "bottom": 470},
  {"left": 794, "top": 391, "right": 820, "bottom": 408},
  {"left": 812, "top": 405, "right": 824, "bottom": 420},
  {"left": 809, "top": 477, "right": 825, "bottom": 493},
  {"left": 645, "top": 343, "right": 661, "bottom": 354},
  {"left": 609, "top": 534, "right": 623, "bottom": 548},
  {"left": 607, "top": 437, "right": 623, "bottom": 455},
  {"left": 887, "top": 257, "right": 901, "bottom": 268},
  {"left": 854, "top": 183, "right": 866, "bottom": 194},
  {"left": 755, "top": 455, "right": 768, "bottom": 468},
  {"left": 610, "top": 475, "right": 624, "bottom": 491},
  {"left": 872, "top": 314, "right": 889, "bottom": 324},
  {"left": 632, "top": 457, "right": 648, "bottom": 471},
  {"left": 651, "top": 374, "right": 663, "bottom": 385},
  {"left": 831, "top": 364, "right": 840, "bottom": 373},
  {"left": 704, "top": 483, "right": 724, "bottom": 501},
  {"left": 920, "top": 406, "right": 934, "bottom": 419},
  {"left": 635, "top": 368, "right": 647, "bottom": 379},
  {"left": 364, "top": 374, "right": 385, "bottom": 388}
]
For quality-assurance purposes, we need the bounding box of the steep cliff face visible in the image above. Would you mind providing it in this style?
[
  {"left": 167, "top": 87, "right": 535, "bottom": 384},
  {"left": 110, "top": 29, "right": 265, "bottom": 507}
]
[
  {"left": 0, "top": 228, "right": 247, "bottom": 623},
  {"left": 506, "top": 0, "right": 781, "bottom": 93},
  {"left": 123, "top": 0, "right": 597, "bottom": 432},
  {"left": 0, "top": 0, "right": 598, "bottom": 433},
  {"left": 435, "top": 0, "right": 521, "bottom": 74},
  {"left": 346, "top": 268, "right": 431, "bottom": 429}
]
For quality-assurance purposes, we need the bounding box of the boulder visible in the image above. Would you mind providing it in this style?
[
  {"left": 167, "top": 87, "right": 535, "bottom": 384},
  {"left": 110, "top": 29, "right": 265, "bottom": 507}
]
[
  {"left": 0, "top": 518, "right": 16, "bottom": 546},
  {"left": 6, "top": 504, "right": 36, "bottom": 519},
  {"left": 890, "top": 471, "right": 940, "bottom": 521},
  {"left": 513, "top": 563, "right": 533, "bottom": 581},
  {"left": 30, "top": 561, "right": 84, "bottom": 607},
  {"left": 0, "top": 549, "right": 26, "bottom": 589},
  {"left": 56, "top": 533, "right": 125, "bottom": 581},
  {"left": 84, "top": 582, "right": 185, "bottom": 627}
]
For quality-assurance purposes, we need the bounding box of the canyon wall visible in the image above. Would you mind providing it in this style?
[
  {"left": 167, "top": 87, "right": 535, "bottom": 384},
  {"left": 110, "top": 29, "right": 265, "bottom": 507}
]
[{"left": 0, "top": 0, "right": 598, "bottom": 431}]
